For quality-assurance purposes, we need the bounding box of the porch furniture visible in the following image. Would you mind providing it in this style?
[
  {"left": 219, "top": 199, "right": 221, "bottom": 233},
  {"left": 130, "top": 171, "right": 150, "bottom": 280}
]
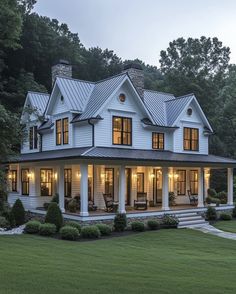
[
  {"left": 169, "top": 191, "right": 176, "bottom": 206},
  {"left": 103, "top": 193, "right": 119, "bottom": 212},
  {"left": 134, "top": 192, "right": 148, "bottom": 210},
  {"left": 88, "top": 196, "right": 97, "bottom": 211},
  {"left": 187, "top": 190, "right": 198, "bottom": 206}
]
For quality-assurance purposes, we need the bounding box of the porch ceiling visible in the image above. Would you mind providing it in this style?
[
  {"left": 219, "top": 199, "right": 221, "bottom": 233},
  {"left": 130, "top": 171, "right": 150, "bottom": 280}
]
[{"left": 8, "top": 146, "right": 236, "bottom": 167}]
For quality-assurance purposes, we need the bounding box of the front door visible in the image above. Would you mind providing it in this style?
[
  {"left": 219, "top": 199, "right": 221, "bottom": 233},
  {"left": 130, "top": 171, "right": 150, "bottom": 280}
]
[{"left": 125, "top": 168, "right": 131, "bottom": 205}]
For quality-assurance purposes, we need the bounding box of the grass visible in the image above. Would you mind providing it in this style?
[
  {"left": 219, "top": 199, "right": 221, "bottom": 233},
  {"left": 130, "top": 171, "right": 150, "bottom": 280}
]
[
  {"left": 1, "top": 230, "right": 236, "bottom": 293},
  {"left": 213, "top": 219, "right": 236, "bottom": 233}
]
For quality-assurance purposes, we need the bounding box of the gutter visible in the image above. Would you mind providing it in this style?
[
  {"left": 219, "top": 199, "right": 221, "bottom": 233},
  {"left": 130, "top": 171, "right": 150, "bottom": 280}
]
[{"left": 88, "top": 119, "right": 95, "bottom": 147}]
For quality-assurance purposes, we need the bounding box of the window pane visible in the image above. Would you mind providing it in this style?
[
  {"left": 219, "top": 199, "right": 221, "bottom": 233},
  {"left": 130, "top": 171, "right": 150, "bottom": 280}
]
[
  {"left": 40, "top": 169, "right": 52, "bottom": 196},
  {"left": 137, "top": 173, "right": 144, "bottom": 193},
  {"left": 63, "top": 118, "right": 69, "bottom": 144},
  {"left": 56, "top": 120, "right": 62, "bottom": 145},
  {"left": 29, "top": 127, "right": 33, "bottom": 149},
  {"left": 113, "top": 117, "right": 132, "bottom": 145},
  {"left": 105, "top": 168, "right": 114, "bottom": 198},
  {"left": 21, "top": 169, "right": 29, "bottom": 195}
]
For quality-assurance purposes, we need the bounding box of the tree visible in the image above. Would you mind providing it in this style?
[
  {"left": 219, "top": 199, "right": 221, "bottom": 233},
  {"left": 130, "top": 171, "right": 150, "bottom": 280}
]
[{"left": 158, "top": 37, "right": 230, "bottom": 117}]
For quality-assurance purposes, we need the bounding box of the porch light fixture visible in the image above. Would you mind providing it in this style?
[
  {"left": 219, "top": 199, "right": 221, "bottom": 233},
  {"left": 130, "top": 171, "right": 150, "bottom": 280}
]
[
  {"left": 150, "top": 173, "right": 155, "bottom": 179},
  {"left": 27, "top": 172, "right": 33, "bottom": 180},
  {"left": 174, "top": 173, "right": 179, "bottom": 179},
  {"left": 76, "top": 171, "right": 81, "bottom": 178},
  {"left": 205, "top": 171, "right": 210, "bottom": 178},
  {"left": 54, "top": 172, "right": 58, "bottom": 180},
  {"left": 8, "top": 173, "right": 12, "bottom": 180}
]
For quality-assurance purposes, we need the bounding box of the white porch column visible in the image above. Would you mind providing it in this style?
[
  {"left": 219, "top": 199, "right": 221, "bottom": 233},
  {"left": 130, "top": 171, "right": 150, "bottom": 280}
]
[
  {"left": 80, "top": 163, "right": 89, "bottom": 216},
  {"left": 204, "top": 168, "right": 210, "bottom": 201},
  {"left": 118, "top": 165, "right": 126, "bottom": 214},
  {"left": 227, "top": 168, "right": 234, "bottom": 205},
  {"left": 198, "top": 167, "right": 204, "bottom": 208},
  {"left": 162, "top": 167, "right": 169, "bottom": 210},
  {"left": 58, "top": 165, "right": 65, "bottom": 212}
]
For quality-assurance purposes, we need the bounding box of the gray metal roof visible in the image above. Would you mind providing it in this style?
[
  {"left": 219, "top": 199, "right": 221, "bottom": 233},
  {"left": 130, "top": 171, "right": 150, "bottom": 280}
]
[
  {"left": 143, "top": 90, "right": 174, "bottom": 125},
  {"left": 27, "top": 92, "right": 50, "bottom": 115},
  {"left": 165, "top": 94, "right": 194, "bottom": 125},
  {"left": 10, "top": 147, "right": 236, "bottom": 166},
  {"left": 56, "top": 77, "right": 94, "bottom": 112},
  {"left": 78, "top": 73, "right": 127, "bottom": 120}
]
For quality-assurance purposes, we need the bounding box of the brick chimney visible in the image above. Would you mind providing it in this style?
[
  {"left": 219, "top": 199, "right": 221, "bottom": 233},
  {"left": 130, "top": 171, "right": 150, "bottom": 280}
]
[
  {"left": 123, "top": 63, "right": 144, "bottom": 98},
  {"left": 51, "top": 59, "right": 72, "bottom": 86}
]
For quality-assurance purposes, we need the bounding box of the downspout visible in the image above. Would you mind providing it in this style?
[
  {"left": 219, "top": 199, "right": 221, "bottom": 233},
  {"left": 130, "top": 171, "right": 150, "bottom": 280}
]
[{"left": 88, "top": 119, "right": 95, "bottom": 147}]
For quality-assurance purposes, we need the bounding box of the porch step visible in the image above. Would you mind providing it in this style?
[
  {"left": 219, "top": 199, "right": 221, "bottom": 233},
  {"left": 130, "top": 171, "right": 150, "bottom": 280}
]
[{"left": 177, "top": 212, "right": 208, "bottom": 228}]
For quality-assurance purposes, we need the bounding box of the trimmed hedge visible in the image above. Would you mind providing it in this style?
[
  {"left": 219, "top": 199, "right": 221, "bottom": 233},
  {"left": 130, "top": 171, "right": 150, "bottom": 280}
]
[
  {"left": 206, "top": 206, "right": 217, "bottom": 221},
  {"left": 81, "top": 226, "right": 101, "bottom": 238},
  {"left": 131, "top": 221, "right": 145, "bottom": 232},
  {"left": 24, "top": 221, "right": 41, "bottom": 234},
  {"left": 220, "top": 213, "right": 232, "bottom": 221},
  {"left": 96, "top": 224, "right": 112, "bottom": 236},
  {"left": 60, "top": 226, "right": 79, "bottom": 241},
  {"left": 65, "top": 221, "right": 81, "bottom": 232},
  {"left": 162, "top": 215, "right": 179, "bottom": 227},
  {"left": 45, "top": 202, "right": 63, "bottom": 231},
  {"left": 39, "top": 223, "right": 56, "bottom": 236},
  {"left": 11, "top": 199, "right": 25, "bottom": 226},
  {"left": 114, "top": 213, "right": 127, "bottom": 232},
  {"left": 147, "top": 220, "right": 160, "bottom": 230}
]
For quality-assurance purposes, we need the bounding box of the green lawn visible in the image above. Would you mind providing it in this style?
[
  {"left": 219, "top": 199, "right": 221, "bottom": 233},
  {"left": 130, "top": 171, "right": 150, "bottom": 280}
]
[
  {"left": 0, "top": 230, "right": 236, "bottom": 294},
  {"left": 214, "top": 219, "right": 236, "bottom": 233}
]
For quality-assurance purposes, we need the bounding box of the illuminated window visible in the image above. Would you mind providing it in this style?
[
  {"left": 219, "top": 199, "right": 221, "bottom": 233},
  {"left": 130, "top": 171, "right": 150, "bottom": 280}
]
[
  {"left": 137, "top": 172, "right": 144, "bottom": 193},
  {"left": 63, "top": 118, "right": 69, "bottom": 144},
  {"left": 112, "top": 116, "right": 132, "bottom": 145},
  {"left": 190, "top": 170, "right": 198, "bottom": 195},
  {"left": 105, "top": 168, "right": 114, "bottom": 199},
  {"left": 152, "top": 132, "right": 164, "bottom": 150},
  {"left": 11, "top": 170, "right": 17, "bottom": 192},
  {"left": 176, "top": 170, "right": 186, "bottom": 195},
  {"left": 21, "top": 169, "right": 29, "bottom": 195},
  {"left": 64, "top": 169, "right": 72, "bottom": 197},
  {"left": 56, "top": 119, "right": 62, "bottom": 145},
  {"left": 29, "top": 126, "right": 38, "bottom": 149},
  {"left": 56, "top": 118, "right": 69, "bottom": 145},
  {"left": 40, "top": 169, "right": 53, "bottom": 196},
  {"left": 184, "top": 127, "right": 199, "bottom": 151}
]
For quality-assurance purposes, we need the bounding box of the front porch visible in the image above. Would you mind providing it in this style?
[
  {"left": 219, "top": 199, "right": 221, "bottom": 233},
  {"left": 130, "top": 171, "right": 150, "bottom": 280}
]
[{"left": 8, "top": 160, "right": 234, "bottom": 220}]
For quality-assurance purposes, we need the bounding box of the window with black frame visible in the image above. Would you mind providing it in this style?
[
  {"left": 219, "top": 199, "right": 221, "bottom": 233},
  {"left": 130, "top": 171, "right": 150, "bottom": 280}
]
[
  {"left": 21, "top": 169, "right": 29, "bottom": 195},
  {"left": 29, "top": 126, "right": 38, "bottom": 149},
  {"left": 152, "top": 132, "right": 164, "bottom": 150},
  {"left": 112, "top": 116, "right": 132, "bottom": 145},
  {"left": 63, "top": 118, "right": 69, "bottom": 144},
  {"left": 11, "top": 170, "right": 17, "bottom": 192},
  {"left": 40, "top": 169, "right": 53, "bottom": 196},
  {"left": 176, "top": 170, "right": 186, "bottom": 195},
  {"left": 190, "top": 170, "right": 198, "bottom": 195},
  {"left": 183, "top": 127, "right": 199, "bottom": 151},
  {"left": 64, "top": 169, "right": 72, "bottom": 197},
  {"left": 137, "top": 172, "right": 144, "bottom": 193},
  {"left": 56, "top": 119, "right": 62, "bottom": 145},
  {"left": 105, "top": 168, "right": 114, "bottom": 199}
]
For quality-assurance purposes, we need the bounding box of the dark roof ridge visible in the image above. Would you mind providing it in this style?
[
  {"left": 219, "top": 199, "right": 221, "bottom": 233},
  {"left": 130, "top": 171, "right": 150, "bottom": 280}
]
[
  {"left": 56, "top": 76, "right": 95, "bottom": 84},
  {"left": 165, "top": 93, "right": 194, "bottom": 103},
  {"left": 144, "top": 89, "right": 174, "bottom": 96}
]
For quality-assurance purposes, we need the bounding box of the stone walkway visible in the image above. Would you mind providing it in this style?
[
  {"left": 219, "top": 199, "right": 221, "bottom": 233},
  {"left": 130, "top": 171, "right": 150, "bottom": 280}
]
[
  {"left": 0, "top": 225, "right": 25, "bottom": 235},
  {"left": 190, "top": 224, "right": 236, "bottom": 240}
]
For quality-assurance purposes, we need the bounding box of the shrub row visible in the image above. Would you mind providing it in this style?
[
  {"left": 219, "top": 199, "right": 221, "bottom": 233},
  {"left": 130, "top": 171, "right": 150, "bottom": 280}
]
[{"left": 206, "top": 206, "right": 234, "bottom": 221}]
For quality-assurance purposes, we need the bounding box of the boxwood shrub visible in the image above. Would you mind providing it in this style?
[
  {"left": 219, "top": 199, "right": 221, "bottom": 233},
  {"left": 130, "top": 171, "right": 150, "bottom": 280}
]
[
  {"left": 81, "top": 225, "right": 101, "bottom": 238},
  {"left": 60, "top": 226, "right": 79, "bottom": 241},
  {"left": 39, "top": 223, "right": 56, "bottom": 236},
  {"left": 162, "top": 215, "right": 179, "bottom": 228},
  {"left": 206, "top": 207, "right": 217, "bottom": 221},
  {"left": 24, "top": 220, "right": 41, "bottom": 234},
  {"left": 220, "top": 213, "right": 232, "bottom": 221},
  {"left": 65, "top": 221, "right": 81, "bottom": 232},
  {"left": 147, "top": 220, "right": 160, "bottom": 230},
  {"left": 45, "top": 202, "right": 63, "bottom": 231},
  {"left": 11, "top": 199, "right": 25, "bottom": 226},
  {"left": 0, "top": 216, "right": 10, "bottom": 229},
  {"left": 114, "top": 213, "right": 127, "bottom": 232},
  {"left": 131, "top": 221, "right": 145, "bottom": 232},
  {"left": 96, "top": 224, "right": 112, "bottom": 236}
]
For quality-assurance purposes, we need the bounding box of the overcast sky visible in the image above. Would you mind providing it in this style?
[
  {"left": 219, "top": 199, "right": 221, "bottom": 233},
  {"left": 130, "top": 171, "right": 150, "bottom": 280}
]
[{"left": 34, "top": 0, "right": 236, "bottom": 67}]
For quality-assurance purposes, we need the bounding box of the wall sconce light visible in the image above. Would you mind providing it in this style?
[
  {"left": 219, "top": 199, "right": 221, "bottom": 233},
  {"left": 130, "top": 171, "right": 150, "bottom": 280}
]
[
  {"left": 205, "top": 172, "right": 210, "bottom": 179},
  {"left": 27, "top": 172, "right": 33, "bottom": 180},
  {"left": 76, "top": 171, "right": 81, "bottom": 178},
  {"left": 54, "top": 172, "right": 58, "bottom": 181},
  {"left": 168, "top": 173, "right": 173, "bottom": 178},
  {"left": 8, "top": 173, "right": 12, "bottom": 180},
  {"left": 174, "top": 173, "right": 179, "bottom": 180},
  {"left": 150, "top": 173, "right": 155, "bottom": 179}
]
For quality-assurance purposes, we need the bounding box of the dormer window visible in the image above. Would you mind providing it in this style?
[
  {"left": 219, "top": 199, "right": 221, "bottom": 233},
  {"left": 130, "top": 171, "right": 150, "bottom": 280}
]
[
  {"left": 112, "top": 116, "right": 132, "bottom": 146},
  {"left": 152, "top": 132, "right": 164, "bottom": 150},
  {"left": 184, "top": 127, "right": 199, "bottom": 151},
  {"left": 29, "top": 126, "right": 38, "bottom": 149},
  {"left": 56, "top": 118, "right": 69, "bottom": 145}
]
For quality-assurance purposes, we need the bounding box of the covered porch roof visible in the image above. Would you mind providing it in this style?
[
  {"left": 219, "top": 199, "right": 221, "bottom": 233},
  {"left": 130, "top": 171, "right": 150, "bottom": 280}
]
[{"left": 9, "top": 147, "right": 236, "bottom": 167}]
